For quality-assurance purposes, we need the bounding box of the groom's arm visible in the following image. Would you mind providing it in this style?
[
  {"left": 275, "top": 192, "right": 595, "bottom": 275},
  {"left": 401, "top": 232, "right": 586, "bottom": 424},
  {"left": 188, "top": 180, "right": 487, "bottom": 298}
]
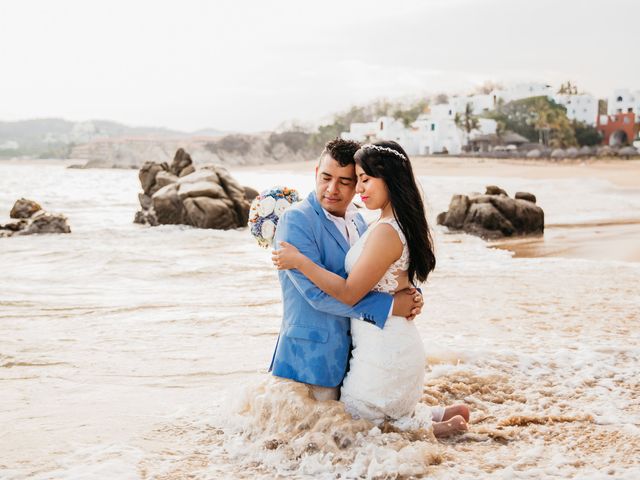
[{"left": 277, "top": 208, "right": 392, "bottom": 328}]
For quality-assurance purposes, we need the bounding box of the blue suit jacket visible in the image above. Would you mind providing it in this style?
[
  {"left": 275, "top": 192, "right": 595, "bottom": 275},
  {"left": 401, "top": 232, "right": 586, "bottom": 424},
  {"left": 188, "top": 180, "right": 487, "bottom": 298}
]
[{"left": 269, "top": 192, "right": 393, "bottom": 387}]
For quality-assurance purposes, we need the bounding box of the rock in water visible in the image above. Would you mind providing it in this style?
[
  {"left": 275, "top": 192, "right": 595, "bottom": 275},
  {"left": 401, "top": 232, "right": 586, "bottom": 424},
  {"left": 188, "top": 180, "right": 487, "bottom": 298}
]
[
  {"left": 437, "top": 185, "right": 544, "bottom": 239},
  {"left": 443, "top": 195, "right": 470, "bottom": 229},
  {"left": 170, "top": 148, "right": 194, "bottom": 177},
  {"left": 134, "top": 148, "right": 257, "bottom": 230},
  {"left": 515, "top": 192, "right": 537, "bottom": 204},
  {"left": 139, "top": 161, "right": 169, "bottom": 195},
  {"left": 17, "top": 212, "right": 71, "bottom": 235},
  {"left": 10, "top": 198, "right": 42, "bottom": 219},
  {"left": 1, "top": 200, "right": 70, "bottom": 237}
]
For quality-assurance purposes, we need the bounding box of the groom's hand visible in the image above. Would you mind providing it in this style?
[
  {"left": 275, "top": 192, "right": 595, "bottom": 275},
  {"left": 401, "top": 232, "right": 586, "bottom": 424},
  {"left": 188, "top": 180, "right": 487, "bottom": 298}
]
[{"left": 392, "top": 287, "right": 424, "bottom": 321}]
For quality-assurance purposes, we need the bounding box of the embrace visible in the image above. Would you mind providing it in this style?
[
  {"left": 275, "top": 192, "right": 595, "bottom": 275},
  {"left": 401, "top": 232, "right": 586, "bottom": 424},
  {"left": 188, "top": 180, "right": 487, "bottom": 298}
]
[{"left": 269, "top": 139, "right": 469, "bottom": 437}]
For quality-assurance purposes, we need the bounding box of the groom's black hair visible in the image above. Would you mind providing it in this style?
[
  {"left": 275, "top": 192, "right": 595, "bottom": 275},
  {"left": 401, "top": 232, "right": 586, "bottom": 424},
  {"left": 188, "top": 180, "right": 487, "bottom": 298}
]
[{"left": 320, "top": 138, "right": 361, "bottom": 167}]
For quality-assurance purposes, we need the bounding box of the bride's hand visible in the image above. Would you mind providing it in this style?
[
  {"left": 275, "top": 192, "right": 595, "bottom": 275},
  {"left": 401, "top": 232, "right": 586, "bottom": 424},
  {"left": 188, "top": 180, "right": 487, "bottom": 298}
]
[{"left": 272, "top": 241, "right": 304, "bottom": 270}]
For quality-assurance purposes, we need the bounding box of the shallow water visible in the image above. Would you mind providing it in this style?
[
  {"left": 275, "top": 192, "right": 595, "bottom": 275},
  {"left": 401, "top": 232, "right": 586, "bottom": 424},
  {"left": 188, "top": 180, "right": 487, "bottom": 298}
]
[{"left": 1, "top": 160, "right": 639, "bottom": 479}]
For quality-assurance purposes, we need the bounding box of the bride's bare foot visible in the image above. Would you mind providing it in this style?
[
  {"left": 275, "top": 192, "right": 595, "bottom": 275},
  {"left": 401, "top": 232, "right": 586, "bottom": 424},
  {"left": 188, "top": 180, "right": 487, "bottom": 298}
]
[
  {"left": 433, "top": 415, "right": 468, "bottom": 438},
  {"left": 442, "top": 404, "right": 470, "bottom": 423}
]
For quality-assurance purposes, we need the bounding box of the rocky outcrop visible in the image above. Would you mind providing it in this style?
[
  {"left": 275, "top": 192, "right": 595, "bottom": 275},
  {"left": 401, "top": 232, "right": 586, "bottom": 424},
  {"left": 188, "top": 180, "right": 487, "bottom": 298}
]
[
  {"left": 10, "top": 198, "right": 42, "bottom": 218},
  {"left": 134, "top": 148, "right": 259, "bottom": 229},
  {"left": 1, "top": 199, "right": 71, "bottom": 237},
  {"left": 437, "top": 186, "right": 544, "bottom": 239}
]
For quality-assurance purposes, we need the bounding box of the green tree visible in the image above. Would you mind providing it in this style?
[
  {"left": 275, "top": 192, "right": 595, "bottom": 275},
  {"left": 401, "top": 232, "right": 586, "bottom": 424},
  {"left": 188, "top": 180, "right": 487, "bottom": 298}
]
[
  {"left": 454, "top": 103, "right": 480, "bottom": 151},
  {"left": 572, "top": 121, "right": 602, "bottom": 146},
  {"left": 492, "top": 96, "right": 577, "bottom": 147},
  {"left": 393, "top": 99, "right": 429, "bottom": 127}
]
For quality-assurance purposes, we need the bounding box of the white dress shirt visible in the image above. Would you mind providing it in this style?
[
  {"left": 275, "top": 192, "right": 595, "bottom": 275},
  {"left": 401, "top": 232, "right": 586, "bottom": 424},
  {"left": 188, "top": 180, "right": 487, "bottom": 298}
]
[{"left": 322, "top": 204, "right": 360, "bottom": 246}]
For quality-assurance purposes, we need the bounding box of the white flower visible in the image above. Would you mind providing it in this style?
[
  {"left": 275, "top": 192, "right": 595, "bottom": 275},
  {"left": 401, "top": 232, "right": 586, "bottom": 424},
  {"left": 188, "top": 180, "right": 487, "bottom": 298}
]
[
  {"left": 258, "top": 196, "right": 276, "bottom": 217},
  {"left": 261, "top": 219, "right": 276, "bottom": 241},
  {"left": 274, "top": 198, "right": 291, "bottom": 217},
  {"left": 249, "top": 201, "right": 259, "bottom": 219}
]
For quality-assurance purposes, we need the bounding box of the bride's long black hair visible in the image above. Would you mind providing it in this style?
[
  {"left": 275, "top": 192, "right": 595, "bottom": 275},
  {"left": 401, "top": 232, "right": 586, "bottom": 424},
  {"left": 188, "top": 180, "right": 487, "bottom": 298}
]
[{"left": 354, "top": 141, "right": 436, "bottom": 284}]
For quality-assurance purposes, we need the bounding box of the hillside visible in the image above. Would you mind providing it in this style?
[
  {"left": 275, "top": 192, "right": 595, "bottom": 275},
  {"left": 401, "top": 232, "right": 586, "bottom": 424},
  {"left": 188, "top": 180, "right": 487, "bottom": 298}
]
[{"left": 0, "top": 118, "right": 224, "bottom": 159}]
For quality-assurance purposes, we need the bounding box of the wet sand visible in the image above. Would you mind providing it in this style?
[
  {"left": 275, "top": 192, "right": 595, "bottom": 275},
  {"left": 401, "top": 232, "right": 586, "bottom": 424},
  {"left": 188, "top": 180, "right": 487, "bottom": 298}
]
[
  {"left": 246, "top": 156, "right": 640, "bottom": 263},
  {"left": 490, "top": 219, "right": 640, "bottom": 263},
  {"left": 243, "top": 156, "right": 640, "bottom": 189}
]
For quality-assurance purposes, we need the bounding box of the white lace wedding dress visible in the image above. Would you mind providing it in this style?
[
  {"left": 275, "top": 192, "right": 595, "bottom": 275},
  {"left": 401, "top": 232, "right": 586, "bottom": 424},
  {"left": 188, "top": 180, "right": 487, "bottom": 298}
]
[{"left": 340, "top": 218, "right": 427, "bottom": 423}]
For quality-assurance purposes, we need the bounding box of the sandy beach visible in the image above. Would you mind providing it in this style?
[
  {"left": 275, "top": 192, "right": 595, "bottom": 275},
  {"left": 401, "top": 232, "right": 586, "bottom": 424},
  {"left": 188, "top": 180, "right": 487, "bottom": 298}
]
[{"left": 242, "top": 156, "right": 640, "bottom": 263}]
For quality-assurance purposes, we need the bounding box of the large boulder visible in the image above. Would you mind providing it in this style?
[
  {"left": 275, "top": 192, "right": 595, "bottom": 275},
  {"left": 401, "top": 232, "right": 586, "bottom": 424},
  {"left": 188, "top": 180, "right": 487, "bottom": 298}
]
[
  {"left": 438, "top": 185, "right": 544, "bottom": 240},
  {"left": 10, "top": 198, "right": 42, "bottom": 219},
  {"left": 17, "top": 212, "right": 71, "bottom": 235},
  {"left": 578, "top": 146, "right": 593, "bottom": 157},
  {"left": 618, "top": 146, "right": 638, "bottom": 158},
  {"left": 152, "top": 183, "right": 184, "bottom": 225},
  {"left": 464, "top": 203, "right": 515, "bottom": 237},
  {"left": 565, "top": 147, "right": 579, "bottom": 158},
  {"left": 1, "top": 200, "right": 70, "bottom": 237},
  {"left": 170, "top": 148, "right": 194, "bottom": 177},
  {"left": 442, "top": 195, "right": 470, "bottom": 229},
  {"left": 155, "top": 171, "right": 179, "bottom": 188},
  {"left": 183, "top": 197, "right": 237, "bottom": 229},
  {"left": 597, "top": 146, "right": 614, "bottom": 157},
  {"left": 134, "top": 148, "right": 257, "bottom": 230},
  {"left": 515, "top": 192, "right": 537, "bottom": 204},
  {"left": 139, "top": 161, "right": 169, "bottom": 195}
]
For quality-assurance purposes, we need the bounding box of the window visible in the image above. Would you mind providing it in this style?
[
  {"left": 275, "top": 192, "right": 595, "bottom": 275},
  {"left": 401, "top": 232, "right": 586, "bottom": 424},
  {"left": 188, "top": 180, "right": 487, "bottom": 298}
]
[
  {"left": 431, "top": 124, "right": 436, "bottom": 131},
  {"left": 628, "top": 108, "right": 634, "bottom": 113},
  {"left": 617, "top": 96, "right": 623, "bottom": 102}
]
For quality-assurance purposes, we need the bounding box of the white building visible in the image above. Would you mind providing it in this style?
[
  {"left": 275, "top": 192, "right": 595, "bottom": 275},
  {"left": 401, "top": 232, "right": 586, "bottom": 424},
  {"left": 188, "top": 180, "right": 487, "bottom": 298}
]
[
  {"left": 493, "top": 82, "right": 554, "bottom": 104},
  {"left": 451, "top": 94, "right": 494, "bottom": 115},
  {"left": 341, "top": 116, "right": 423, "bottom": 153},
  {"left": 411, "top": 104, "right": 463, "bottom": 155},
  {"left": 342, "top": 108, "right": 464, "bottom": 155},
  {"left": 607, "top": 89, "right": 640, "bottom": 122},
  {"left": 341, "top": 103, "right": 499, "bottom": 156},
  {"left": 450, "top": 82, "right": 555, "bottom": 116},
  {"left": 554, "top": 93, "right": 598, "bottom": 125}
]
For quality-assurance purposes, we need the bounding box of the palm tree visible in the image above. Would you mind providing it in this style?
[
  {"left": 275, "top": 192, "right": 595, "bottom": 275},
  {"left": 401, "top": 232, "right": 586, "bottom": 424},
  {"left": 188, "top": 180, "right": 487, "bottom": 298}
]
[{"left": 455, "top": 102, "right": 480, "bottom": 151}]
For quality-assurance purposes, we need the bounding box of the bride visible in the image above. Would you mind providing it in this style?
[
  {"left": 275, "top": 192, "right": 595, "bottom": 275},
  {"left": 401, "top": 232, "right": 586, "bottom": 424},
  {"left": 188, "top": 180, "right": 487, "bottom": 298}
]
[{"left": 273, "top": 141, "right": 469, "bottom": 437}]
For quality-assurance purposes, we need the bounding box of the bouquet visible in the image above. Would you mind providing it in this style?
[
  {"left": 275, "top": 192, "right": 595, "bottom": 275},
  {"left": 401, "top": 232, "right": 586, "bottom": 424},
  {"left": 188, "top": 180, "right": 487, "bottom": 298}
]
[{"left": 248, "top": 186, "right": 300, "bottom": 248}]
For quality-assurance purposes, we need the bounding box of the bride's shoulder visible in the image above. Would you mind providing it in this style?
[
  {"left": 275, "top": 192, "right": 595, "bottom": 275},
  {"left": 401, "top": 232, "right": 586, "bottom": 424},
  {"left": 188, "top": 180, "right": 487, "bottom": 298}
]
[
  {"left": 376, "top": 218, "right": 406, "bottom": 244},
  {"left": 362, "top": 222, "right": 403, "bottom": 257}
]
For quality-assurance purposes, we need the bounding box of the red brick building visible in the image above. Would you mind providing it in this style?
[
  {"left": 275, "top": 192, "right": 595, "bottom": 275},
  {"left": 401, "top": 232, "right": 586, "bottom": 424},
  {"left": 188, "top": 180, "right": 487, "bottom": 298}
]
[{"left": 596, "top": 112, "right": 638, "bottom": 146}]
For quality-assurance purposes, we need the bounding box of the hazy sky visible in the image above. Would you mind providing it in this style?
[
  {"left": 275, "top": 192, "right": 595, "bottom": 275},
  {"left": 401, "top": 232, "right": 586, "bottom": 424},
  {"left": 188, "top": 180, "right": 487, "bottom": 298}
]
[{"left": 1, "top": 0, "right": 638, "bottom": 132}]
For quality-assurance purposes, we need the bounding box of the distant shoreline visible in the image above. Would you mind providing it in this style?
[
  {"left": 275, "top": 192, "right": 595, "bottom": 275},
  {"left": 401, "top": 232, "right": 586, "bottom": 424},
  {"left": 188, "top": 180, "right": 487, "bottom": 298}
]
[{"left": 237, "top": 156, "right": 640, "bottom": 189}]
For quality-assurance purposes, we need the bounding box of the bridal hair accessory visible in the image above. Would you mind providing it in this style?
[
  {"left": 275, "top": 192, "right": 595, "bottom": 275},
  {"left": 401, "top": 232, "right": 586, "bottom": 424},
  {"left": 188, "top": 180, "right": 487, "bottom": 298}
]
[
  {"left": 360, "top": 144, "right": 408, "bottom": 161},
  {"left": 249, "top": 186, "right": 300, "bottom": 248}
]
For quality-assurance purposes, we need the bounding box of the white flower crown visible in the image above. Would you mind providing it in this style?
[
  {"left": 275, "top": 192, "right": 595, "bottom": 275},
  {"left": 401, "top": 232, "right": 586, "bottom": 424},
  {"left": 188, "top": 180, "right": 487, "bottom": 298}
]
[{"left": 360, "top": 144, "right": 408, "bottom": 161}]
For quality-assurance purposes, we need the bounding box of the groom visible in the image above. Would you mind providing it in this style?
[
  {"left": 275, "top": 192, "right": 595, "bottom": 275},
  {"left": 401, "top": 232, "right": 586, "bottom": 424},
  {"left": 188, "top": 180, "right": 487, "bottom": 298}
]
[{"left": 269, "top": 138, "right": 423, "bottom": 401}]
